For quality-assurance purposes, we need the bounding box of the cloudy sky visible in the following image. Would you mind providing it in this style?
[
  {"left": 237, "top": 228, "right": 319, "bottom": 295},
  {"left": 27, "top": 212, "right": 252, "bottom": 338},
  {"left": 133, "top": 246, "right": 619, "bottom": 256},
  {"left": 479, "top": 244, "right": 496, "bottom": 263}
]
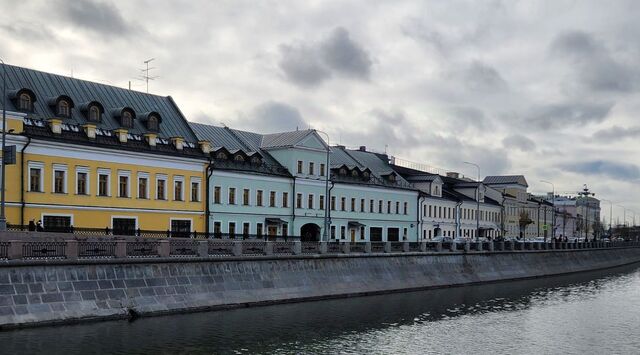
[{"left": 1, "top": 0, "right": 638, "bottom": 223}]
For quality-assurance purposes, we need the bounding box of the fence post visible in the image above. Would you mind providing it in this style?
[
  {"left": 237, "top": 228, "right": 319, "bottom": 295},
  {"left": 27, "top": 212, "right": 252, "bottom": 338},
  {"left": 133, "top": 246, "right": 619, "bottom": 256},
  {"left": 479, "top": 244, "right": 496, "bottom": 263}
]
[
  {"left": 488, "top": 241, "right": 494, "bottom": 252},
  {"left": 464, "top": 242, "right": 470, "bottom": 252},
  {"left": 115, "top": 240, "right": 127, "bottom": 258},
  {"left": 449, "top": 242, "right": 456, "bottom": 252},
  {"left": 8, "top": 240, "right": 24, "bottom": 260},
  {"left": 477, "top": 242, "right": 483, "bottom": 252},
  {"left": 403, "top": 241, "right": 410, "bottom": 253},
  {"left": 65, "top": 240, "right": 78, "bottom": 260},
  {"left": 265, "top": 242, "right": 274, "bottom": 256},
  {"left": 198, "top": 241, "right": 208, "bottom": 257},
  {"left": 435, "top": 242, "right": 442, "bottom": 252},
  {"left": 342, "top": 242, "right": 350, "bottom": 254},
  {"left": 384, "top": 242, "right": 391, "bottom": 253},
  {"left": 364, "top": 242, "right": 372, "bottom": 253},
  {"left": 159, "top": 240, "right": 170, "bottom": 257},
  {"left": 420, "top": 242, "right": 427, "bottom": 252},
  {"left": 232, "top": 242, "right": 242, "bottom": 256},
  {"left": 319, "top": 242, "right": 328, "bottom": 254}
]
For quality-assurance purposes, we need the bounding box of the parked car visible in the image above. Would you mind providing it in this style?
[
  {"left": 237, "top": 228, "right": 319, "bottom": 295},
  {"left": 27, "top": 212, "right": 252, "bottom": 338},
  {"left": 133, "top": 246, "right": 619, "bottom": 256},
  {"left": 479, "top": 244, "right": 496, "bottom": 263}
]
[
  {"left": 530, "top": 237, "right": 546, "bottom": 243},
  {"left": 430, "top": 236, "right": 453, "bottom": 243},
  {"left": 453, "top": 237, "right": 469, "bottom": 244}
]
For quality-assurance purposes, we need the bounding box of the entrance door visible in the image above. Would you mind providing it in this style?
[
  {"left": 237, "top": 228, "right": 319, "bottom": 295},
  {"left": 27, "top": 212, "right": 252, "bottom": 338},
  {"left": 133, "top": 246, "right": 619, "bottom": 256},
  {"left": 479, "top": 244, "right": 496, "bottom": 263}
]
[
  {"left": 171, "top": 219, "right": 191, "bottom": 238},
  {"left": 43, "top": 215, "right": 71, "bottom": 233},
  {"left": 113, "top": 218, "right": 136, "bottom": 236},
  {"left": 267, "top": 226, "right": 278, "bottom": 237},
  {"left": 350, "top": 229, "right": 356, "bottom": 242}
]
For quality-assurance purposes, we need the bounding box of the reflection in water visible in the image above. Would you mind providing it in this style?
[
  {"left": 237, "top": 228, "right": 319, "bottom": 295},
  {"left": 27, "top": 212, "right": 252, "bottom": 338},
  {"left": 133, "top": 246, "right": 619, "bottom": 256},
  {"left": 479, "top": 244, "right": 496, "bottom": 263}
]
[{"left": 2, "top": 264, "right": 640, "bottom": 354}]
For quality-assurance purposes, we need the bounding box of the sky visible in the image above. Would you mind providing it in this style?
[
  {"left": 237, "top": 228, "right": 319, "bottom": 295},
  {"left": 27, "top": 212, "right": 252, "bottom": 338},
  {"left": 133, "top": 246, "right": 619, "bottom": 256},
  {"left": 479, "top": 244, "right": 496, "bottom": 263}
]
[{"left": 1, "top": 0, "right": 639, "bottom": 223}]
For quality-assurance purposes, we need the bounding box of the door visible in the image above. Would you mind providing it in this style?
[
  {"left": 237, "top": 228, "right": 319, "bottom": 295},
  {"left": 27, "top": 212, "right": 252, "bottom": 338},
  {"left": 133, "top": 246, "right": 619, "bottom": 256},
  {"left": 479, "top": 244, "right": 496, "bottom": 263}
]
[
  {"left": 113, "top": 218, "right": 136, "bottom": 236},
  {"left": 350, "top": 229, "right": 356, "bottom": 242},
  {"left": 43, "top": 215, "right": 71, "bottom": 233},
  {"left": 267, "top": 226, "right": 277, "bottom": 237}
]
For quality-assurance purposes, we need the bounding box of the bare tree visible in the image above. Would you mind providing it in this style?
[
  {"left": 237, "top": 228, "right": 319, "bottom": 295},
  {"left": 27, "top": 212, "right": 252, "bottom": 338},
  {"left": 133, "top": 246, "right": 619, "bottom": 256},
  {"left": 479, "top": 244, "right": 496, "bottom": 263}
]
[{"left": 519, "top": 210, "right": 533, "bottom": 240}]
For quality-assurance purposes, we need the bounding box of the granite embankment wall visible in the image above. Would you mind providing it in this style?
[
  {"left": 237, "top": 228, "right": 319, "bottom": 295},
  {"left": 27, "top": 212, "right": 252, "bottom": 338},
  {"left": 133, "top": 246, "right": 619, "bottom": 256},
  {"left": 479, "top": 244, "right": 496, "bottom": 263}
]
[{"left": 1, "top": 246, "right": 640, "bottom": 329}]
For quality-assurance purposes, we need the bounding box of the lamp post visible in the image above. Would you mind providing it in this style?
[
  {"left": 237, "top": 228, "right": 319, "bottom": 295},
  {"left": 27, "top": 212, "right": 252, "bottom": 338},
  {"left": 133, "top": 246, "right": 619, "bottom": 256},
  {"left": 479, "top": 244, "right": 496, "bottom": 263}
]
[
  {"left": 540, "top": 180, "right": 555, "bottom": 241},
  {"left": 464, "top": 161, "right": 480, "bottom": 242},
  {"left": 315, "top": 130, "right": 331, "bottom": 242},
  {"left": 600, "top": 199, "right": 613, "bottom": 238},
  {"left": 0, "top": 57, "right": 7, "bottom": 231},
  {"left": 617, "top": 205, "right": 627, "bottom": 228}
]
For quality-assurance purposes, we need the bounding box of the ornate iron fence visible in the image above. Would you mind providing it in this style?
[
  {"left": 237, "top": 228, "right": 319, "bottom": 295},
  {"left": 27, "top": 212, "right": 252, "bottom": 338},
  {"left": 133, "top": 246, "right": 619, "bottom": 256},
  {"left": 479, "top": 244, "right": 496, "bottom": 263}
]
[
  {"left": 208, "top": 241, "right": 235, "bottom": 256},
  {"left": 78, "top": 241, "right": 116, "bottom": 259},
  {"left": 371, "top": 242, "right": 385, "bottom": 253},
  {"left": 409, "top": 242, "right": 421, "bottom": 252},
  {"left": 273, "top": 241, "right": 295, "bottom": 255},
  {"left": 0, "top": 242, "right": 8, "bottom": 259},
  {"left": 126, "top": 241, "right": 160, "bottom": 258},
  {"left": 326, "top": 242, "right": 342, "bottom": 253},
  {"left": 242, "top": 241, "right": 267, "bottom": 255},
  {"left": 390, "top": 242, "right": 404, "bottom": 252},
  {"left": 301, "top": 242, "right": 320, "bottom": 254},
  {"left": 22, "top": 241, "right": 66, "bottom": 259},
  {"left": 170, "top": 240, "right": 199, "bottom": 257},
  {"left": 350, "top": 242, "right": 366, "bottom": 253}
]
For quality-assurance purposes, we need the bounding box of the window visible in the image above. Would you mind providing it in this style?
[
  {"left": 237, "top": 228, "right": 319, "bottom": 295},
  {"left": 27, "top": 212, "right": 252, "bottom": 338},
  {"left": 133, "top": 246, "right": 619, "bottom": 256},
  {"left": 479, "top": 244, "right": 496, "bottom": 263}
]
[
  {"left": 18, "top": 93, "right": 32, "bottom": 111},
  {"left": 331, "top": 226, "right": 336, "bottom": 239},
  {"left": 297, "top": 160, "right": 303, "bottom": 174},
  {"left": 370, "top": 200, "right": 374, "bottom": 213},
  {"left": 360, "top": 199, "right": 365, "bottom": 213},
  {"left": 228, "top": 188, "right": 236, "bottom": 204},
  {"left": 234, "top": 154, "right": 245, "bottom": 162},
  {"left": 119, "top": 176, "right": 129, "bottom": 197},
  {"left": 308, "top": 194, "right": 314, "bottom": 209},
  {"left": 43, "top": 215, "right": 72, "bottom": 233},
  {"left": 269, "top": 191, "right": 276, "bottom": 207},
  {"left": 98, "top": 170, "right": 110, "bottom": 197},
  {"left": 243, "top": 223, "right": 250, "bottom": 238},
  {"left": 138, "top": 177, "right": 148, "bottom": 199},
  {"left": 58, "top": 100, "right": 70, "bottom": 117},
  {"left": 378, "top": 200, "right": 383, "bottom": 213},
  {"left": 387, "top": 201, "right": 391, "bottom": 214},
  {"left": 243, "top": 189, "right": 250, "bottom": 205},
  {"left": 331, "top": 196, "right": 336, "bottom": 211},
  {"left": 351, "top": 198, "right": 356, "bottom": 212},
  {"left": 352, "top": 170, "right": 359, "bottom": 177},
  {"left": 156, "top": 176, "right": 167, "bottom": 200},
  {"left": 309, "top": 162, "right": 315, "bottom": 175},
  {"left": 28, "top": 164, "right": 43, "bottom": 192},
  {"left": 404, "top": 202, "right": 408, "bottom": 215},
  {"left": 282, "top": 192, "right": 288, "bottom": 208},
  {"left": 214, "top": 186, "right": 221, "bottom": 204},
  {"left": 256, "top": 223, "right": 263, "bottom": 237},
  {"left": 296, "top": 193, "right": 303, "bottom": 208},
  {"left": 341, "top": 197, "right": 346, "bottom": 211},
  {"left": 216, "top": 151, "right": 228, "bottom": 160},
  {"left": 213, "top": 221, "right": 222, "bottom": 238},
  {"left": 170, "top": 219, "right": 191, "bottom": 238},
  {"left": 339, "top": 168, "right": 347, "bottom": 176},
  {"left": 76, "top": 171, "right": 88, "bottom": 195},
  {"left": 174, "top": 179, "right": 183, "bottom": 201},
  {"left": 395, "top": 202, "right": 400, "bottom": 214},
  {"left": 340, "top": 226, "right": 346, "bottom": 240},
  {"left": 320, "top": 163, "right": 325, "bottom": 177},
  {"left": 251, "top": 156, "right": 261, "bottom": 164},
  {"left": 147, "top": 115, "right": 159, "bottom": 131},
  {"left": 121, "top": 111, "right": 133, "bottom": 128},
  {"left": 89, "top": 105, "right": 101, "bottom": 122},
  {"left": 191, "top": 180, "right": 200, "bottom": 202},
  {"left": 256, "top": 190, "right": 263, "bottom": 206},
  {"left": 360, "top": 226, "right": 365, "bottom": 240},
  {"left": 53, "top": 167, "right": 67, "bottom": 194},
  {"left": 282, "top": 224, "right": 288, "bottom": 238},
  {"left": 229, "top": 222, "right": 236, "bottom": 238},
  {"left": 319, "top": 195, "right": 325, "bottom": 210}
]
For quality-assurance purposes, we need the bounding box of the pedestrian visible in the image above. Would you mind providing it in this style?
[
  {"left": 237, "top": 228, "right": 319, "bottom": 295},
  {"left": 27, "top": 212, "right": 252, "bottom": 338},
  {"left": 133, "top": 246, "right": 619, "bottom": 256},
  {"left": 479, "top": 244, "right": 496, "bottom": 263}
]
[
  {"left": 28, "top": 220, "right": 36, "bottom": 231},
  {"left": 36, "top": 220, "right": 44, "bottom": 232}
]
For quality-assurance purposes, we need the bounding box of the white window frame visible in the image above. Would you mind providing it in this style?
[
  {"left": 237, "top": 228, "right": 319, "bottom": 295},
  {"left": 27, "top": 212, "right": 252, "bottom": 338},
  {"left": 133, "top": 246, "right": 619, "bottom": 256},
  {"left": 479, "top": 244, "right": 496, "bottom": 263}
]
[
  {"left": 110, "top": 215, "right": 138, "bottom": 230},
  {"left": 156, "top": 174, "right": 168, "bottom": 200},
  {"left": 190, "top": 177, "right": 201, "bottom": 202},
  {"left": 75, "top": 166, "right": 90, "bottom": 195},
  {"left": 169, "top": 217, "right": 193, "bottom": 232},
  {"left": 173, "top": 175, "right": 185, "bottom": 201},
  {"left": 97, "top": 168, "right": 111, "bottom": 197},
  {"left": 228, "top": 187, "right": 236, "bottom": 205},
  {"left": 28, "top": 161, "right": 44, "bottom": 192},
  {"left": 137, "top": 172, "right": 150, "bottom": 199},
  {"left": 256, "top": 189, "right": 264, "bottom": 207},
  {"left": 117, "top": 170, "right": 131, "bottom": 198},
  {"left": 52, "top": 164, "right": 68, "bottom": 194},
  {"left": 241, "top": 221, "right": 251, "bottom": 237},
  {"left": 41, "top": 213, "right": 74, "bottom": 228},
  {"left": 308, "top": 193, "right": 314, "bottom": 209},
  {"left": 297, "top": 160, "right": 303, "bottom": 174},
  {"left": 269, "top": 191, "right": 277, "bottom": 208}
]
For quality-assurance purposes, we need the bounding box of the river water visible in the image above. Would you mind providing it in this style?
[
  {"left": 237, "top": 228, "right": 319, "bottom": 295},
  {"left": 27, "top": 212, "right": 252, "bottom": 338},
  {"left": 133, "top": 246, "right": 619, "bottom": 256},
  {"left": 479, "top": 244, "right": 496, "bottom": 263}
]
[{"left": 1, "top": 264, "right": 640, "bottom": 355}]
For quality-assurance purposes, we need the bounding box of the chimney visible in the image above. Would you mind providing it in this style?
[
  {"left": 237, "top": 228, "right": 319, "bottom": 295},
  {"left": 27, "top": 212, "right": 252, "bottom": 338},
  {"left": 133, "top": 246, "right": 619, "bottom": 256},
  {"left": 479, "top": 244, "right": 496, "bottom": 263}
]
[
  {"left": 198, "top": 140, "right": 212, "bottom": 154},
  {"left": 446, "top": 172, "right": 459, "bottom": 179},
  {"left": 359, "top": 146, "right": 366, "bottom": 152}
]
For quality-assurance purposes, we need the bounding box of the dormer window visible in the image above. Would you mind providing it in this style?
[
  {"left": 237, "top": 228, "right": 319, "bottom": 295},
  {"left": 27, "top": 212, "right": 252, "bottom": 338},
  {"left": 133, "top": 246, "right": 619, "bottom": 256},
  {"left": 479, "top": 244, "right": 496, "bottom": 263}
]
[
  {"left": 251, "top": 156, "right": 261, "bottom": 164},
  {"left": 89, "top": 106, "right": 101, "bottom": 122},
  {"left": 351, "top": 170, "right": 359, "bottom": 177},
  {"left": 363, "top": 171, "right": 370, "bottom": 180},
  {"left": 147, "top": 115, "right": 159, "bottom": 131},
  {"left": 387, "top": 174, "right": 396, "bottom": 182},
  {"left": 57, "top": 100, "right": 70, "bottom": 117},
  {"left": 216, "top": 152, "right": 228, "bottom": 160},
  {"left": 234, "top": 154, "right": 245, "bottom": 162},
  {"left": 18, "top": 93, "right": 33, "bottom": 111},
  {"left": 339, "top": 168, "right": 347, "bottom": 176},
  {"left": 121, "top": 111, "right": 133, "bottom": 128}
]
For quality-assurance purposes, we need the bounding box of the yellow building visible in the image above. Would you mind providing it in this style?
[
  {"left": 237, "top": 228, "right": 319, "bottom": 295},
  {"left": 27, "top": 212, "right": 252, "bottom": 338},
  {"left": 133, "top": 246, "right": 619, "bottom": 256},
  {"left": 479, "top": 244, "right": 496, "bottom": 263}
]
[{"left": 1, "top": 64, "right": 210, "bottom": 235}]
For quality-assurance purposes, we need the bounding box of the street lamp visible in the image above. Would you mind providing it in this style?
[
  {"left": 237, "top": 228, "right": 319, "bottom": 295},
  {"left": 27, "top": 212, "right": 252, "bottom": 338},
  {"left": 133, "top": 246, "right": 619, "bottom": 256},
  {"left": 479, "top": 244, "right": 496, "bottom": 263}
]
[
  {"left": 315, "top": 130, "right": 331, "bottom": 242},
  {"left": 540, "top": 180, "right": 555, "bottom": 241},
  {"left": 0, "top": 57, "right": 7, "bottom": 231},
  {"left": 617, "top": 205, "right": 627, "bottom": 228},
  {"left": 463, "top": 161, "right": 481, "bottom": 242},
  {"left": 600, "top": 199, "right": 613, "bottom": 238}
]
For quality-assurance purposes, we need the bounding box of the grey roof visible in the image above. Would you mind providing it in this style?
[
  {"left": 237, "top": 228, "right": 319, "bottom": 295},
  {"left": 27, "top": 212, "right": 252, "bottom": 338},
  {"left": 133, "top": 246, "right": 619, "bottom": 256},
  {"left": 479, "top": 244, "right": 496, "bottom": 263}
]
[
  {"left": 260, "top": 129, "right": 316, "bottom": 149},
  {"left": 332, "top": 147, "right": 413, "bottom": 188},
  {"left": 483, "top": 175, "right": 528, "bottom": 187},
  {"left": 0, "top": 64, "right": 198, "bottom": 141}
]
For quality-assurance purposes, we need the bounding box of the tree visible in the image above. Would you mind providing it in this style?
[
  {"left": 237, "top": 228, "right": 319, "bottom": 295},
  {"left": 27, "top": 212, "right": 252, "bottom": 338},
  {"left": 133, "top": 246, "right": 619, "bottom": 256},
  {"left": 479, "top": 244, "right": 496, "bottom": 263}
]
[{"left": 519, "top": 210, "right": 533, "bottom": 240}]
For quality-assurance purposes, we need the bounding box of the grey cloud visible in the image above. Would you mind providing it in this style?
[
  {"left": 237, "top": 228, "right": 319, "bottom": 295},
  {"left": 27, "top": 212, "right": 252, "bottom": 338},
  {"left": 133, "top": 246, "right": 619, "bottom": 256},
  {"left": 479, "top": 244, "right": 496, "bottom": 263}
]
[
  {"left": 592, "top": 126, "right": 640, "bottom": 141},
  {"left": 565, "top": 160, "right": 640, "bottom": 181},
  {"left": 550, "top": 30, "right": 600, "bottom": 56},
  {"left": 279, "top": 27, "right": 372, "bottom": 87},
  {"left": 320, "top": 27, "right": 372, "bottom": 80},
  {"left": 278, "top": 43, "right": 331, "bottom": 87},
  {"left": 0, "top": 22, "right": 57, "bottom": 42},
  {"left": 525, "top": 101, "right": 613, "bottom": 130},
  {"left": 463, "top": 61, "right": 507, "bottom": 92},
  {"left": 241, "top": 101, "right": 308, "bottom": 133},
  {"left": 448, "top": 106, "right": 490, "bottom": 131},
  {"left": 62, "top": 0, "right": 132, "bottom": 35},
  {"left": 502, "top": 134, "right": 536, "bottom": 152}
]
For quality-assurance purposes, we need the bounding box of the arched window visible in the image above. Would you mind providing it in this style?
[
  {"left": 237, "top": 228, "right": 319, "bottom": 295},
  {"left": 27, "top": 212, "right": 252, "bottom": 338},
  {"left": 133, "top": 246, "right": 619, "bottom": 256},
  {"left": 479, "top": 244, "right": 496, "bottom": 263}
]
[
  {"left": 388, "top": 174, "right": 396, "bottom": 182},
  {"left": 18, "top": 93, "right": 32, "bottom": 111},
  {"left": 234, "top": 155, "right": 245, "bottom": 162},
  {"left": 89, "top": 106, "right": 101, "bottom": 122},
  {"left": 121, "top": 111, "right": 133, "bottom": 128},
  {"left": 57, "top": 100, "right": 70, "bottom": 117},
  {"left": 363, "top": 171, "right": 370, "bottom": 180},
  {"left": 339, "top": 168, "right": 347, "bottom": 176},
  {"left": 351, "top": 170, "right": 359, "bottom": 177},
  {"left": 147, "top": 115, "right": 159, "bottom": 131},
  {"left": 216, "top": 152, "right": 228, "bottom": 160},
  {"left": 251, "top": 156, "right": 261, "bottom": 164}
]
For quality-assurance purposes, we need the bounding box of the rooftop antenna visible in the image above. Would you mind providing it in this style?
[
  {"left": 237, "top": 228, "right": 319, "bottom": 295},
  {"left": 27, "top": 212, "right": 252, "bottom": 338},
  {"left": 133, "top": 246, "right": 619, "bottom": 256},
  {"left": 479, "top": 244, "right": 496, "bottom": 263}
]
[{"left": 139, "top": 58, "right": 159, "bottom": 93}]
